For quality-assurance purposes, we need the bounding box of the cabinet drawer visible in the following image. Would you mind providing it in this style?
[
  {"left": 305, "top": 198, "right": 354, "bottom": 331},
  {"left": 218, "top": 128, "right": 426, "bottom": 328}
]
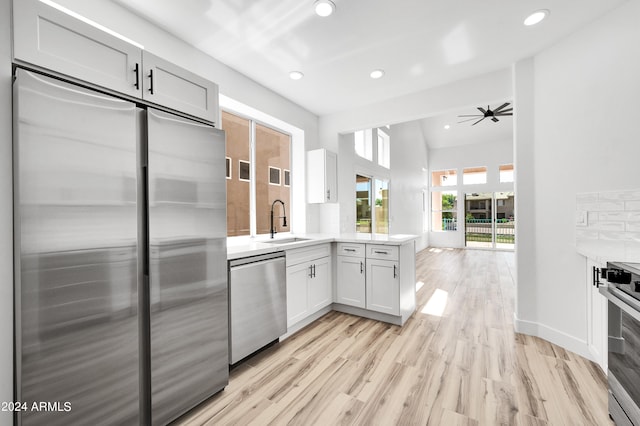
[
  {"left": 336, "top": 243, "right": 365, "bottom": 257},
  {"left": 286, "top": 243, "right": 331, "bottom": 267},
  {"left": 366, "top": 244, "right": 399, "bottom": 261}
]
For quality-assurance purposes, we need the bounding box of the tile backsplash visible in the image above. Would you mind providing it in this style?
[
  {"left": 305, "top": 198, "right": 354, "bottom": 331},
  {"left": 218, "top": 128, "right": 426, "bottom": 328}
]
[{"left": 576, "top": 190, "right": 640, "bottom": 243}]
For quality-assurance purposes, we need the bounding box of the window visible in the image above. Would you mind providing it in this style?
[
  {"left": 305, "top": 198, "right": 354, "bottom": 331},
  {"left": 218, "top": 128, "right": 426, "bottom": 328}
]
[
  {"left": 432, "top": 190, "right": 457, "bottom": 231},
  {"left": 374, "top": 179, "right": 389, "bottom": 233},
  {"left": 354, "top": 129, "right": 373, "bottom": 161},
  {"left": 222, "top": 111, "right": 291, "bottom": 237},
  {"left": 463, "top": 167, "right": 487, "bottom": 184},
  {"left": 223, "top": 111, "right": 250, "bottom": 236},
  {"left": 432, "top": 169, "right": 457, "bottom": 187},
  {"left": 499, "top": 164, "right": 514, "bottom": 183},
  {"left": 269, "top": 166, "right": 281, "bottom": 185},
  {"left": 239, "top": 160, "right": 250, "bottom": 181},
  {"left": 283, "top": 169, "right": 290, "bottom": 187},
  {"left": 255, "top": 123, "right": 291, "bottom": 235},
  {"left": 225, "top": 157, "right": 231, "bottom": 179},
  {"left": 377, "top": 129, "right": 390, "bottom": 169},
  {"left": 356, "top": 174, "right": 372, "bottom": 233}
]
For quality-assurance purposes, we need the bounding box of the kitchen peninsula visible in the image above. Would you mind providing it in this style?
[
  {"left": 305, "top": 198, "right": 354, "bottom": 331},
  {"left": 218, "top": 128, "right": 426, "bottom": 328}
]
[{"left": 227, "top": 234, "right": 417, "bottom": 337}]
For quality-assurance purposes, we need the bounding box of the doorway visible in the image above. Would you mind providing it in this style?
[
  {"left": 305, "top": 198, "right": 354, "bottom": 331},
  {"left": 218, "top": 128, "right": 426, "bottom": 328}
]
[{"left": 464, "top": 192, "right": 515, "bottom": 249}]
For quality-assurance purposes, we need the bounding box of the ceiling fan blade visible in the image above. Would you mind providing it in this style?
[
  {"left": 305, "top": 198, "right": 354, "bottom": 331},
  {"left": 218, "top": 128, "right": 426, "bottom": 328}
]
[
  {"left": 472, "top": 117, "right": 486, "bottom": 126},
  {"left": 458, "top": 114, "right": 483, "bottom": 117},
  {"left": 492, "top": 117, "right": 499, "bottom": 122},
  {"left": 496, "top": 108, "right": 513, "bottom": 114},
  {"left": 495, "top": 112, "right": 513, "bottom": 116},
  {"left": 477, "top": 107, "right": 487, "bottom": 115},
  {"left": 458, "top": 117, "right": 482, "bottom": 123},
  {"left": 493, "top": 102, "right": 510, "bottom": 113}
]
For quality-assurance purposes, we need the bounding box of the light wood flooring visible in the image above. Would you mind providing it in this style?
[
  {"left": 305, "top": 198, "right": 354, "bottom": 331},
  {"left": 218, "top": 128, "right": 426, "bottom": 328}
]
[{"left": 178, "top": 248, "right": 611, "bottom": 425}]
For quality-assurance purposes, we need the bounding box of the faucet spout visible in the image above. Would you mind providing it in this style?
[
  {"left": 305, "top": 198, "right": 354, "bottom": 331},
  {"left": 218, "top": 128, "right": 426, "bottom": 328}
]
[{"left": 270, "top": 199, "right": 287, "bottom": 238}]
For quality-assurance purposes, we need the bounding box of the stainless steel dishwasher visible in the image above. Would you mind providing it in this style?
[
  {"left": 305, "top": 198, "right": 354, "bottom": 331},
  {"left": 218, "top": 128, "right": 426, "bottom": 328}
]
[{"left": 229, "top": 251, "right": 286, "bottom": 364}]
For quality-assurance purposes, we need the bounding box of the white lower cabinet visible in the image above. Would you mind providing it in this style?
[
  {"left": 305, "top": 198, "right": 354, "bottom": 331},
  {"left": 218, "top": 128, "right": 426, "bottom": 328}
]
[
  {"left": 286, "top": 244, "right": 332, "bottom": 328},
  {"left": 586, "top": 258, "right": 607, "bottom": 372},
  {"left": 366, "top": 259, "right": 400, "bottom": 315},
  {"left": 336, "top": 256, "right": 366, "bottom": 308},
  {"left": 286, "top": 263, "right": 310, "bottom": 327},
  {"left": 308, "top": 257, "right": 332, "bottom": 311}
]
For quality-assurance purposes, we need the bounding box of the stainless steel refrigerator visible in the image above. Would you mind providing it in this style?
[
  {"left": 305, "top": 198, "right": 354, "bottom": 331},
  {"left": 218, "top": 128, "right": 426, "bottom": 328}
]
[{"left": 13, "top": 68, "right": 228, "bottom": 425}]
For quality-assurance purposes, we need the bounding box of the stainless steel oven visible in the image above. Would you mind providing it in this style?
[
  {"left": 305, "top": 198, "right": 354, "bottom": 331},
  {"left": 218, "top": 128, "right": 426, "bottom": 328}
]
[{"left": 601, "top": 262, "right": 640, "bottom": 425}]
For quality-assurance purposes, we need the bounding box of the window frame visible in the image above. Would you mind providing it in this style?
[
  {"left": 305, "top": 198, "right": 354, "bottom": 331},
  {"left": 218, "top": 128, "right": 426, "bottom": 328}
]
[
  {"left": 225, "top": 157, "right": 232, "bottom": 179},
  {"left": 238, "top": 159, "right": 251, "bottom": 182}
]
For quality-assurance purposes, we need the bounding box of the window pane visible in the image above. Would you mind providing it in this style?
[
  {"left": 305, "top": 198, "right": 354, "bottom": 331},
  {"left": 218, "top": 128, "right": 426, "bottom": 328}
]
[
  {"left": 431, "top": 190, "right": 457, "bottom": 232},
  {"left": 463, "top": 167, "right": 487, "bottom": 184},
  {"left": 377, "top": 129, "right": 390, "bottom": 169},
  {"left": 374, "top": 179, "right": 389, "bottom": 234},
  {"left": 432, "top": 169, "right": 457, "bottom": 187},
  {"left": 222, "top": 111, "right": 250, "bottom": 236},
  {"left": 269, "top": 166, "right": 281, "bottom": 185},
  {"left": 255, "top": 123, "right": 291, "bottom": 235},
  {"left": 354, "top": 129, "right": 373, "bottom": 161},
  {"left": 283, "top": 169, "right": 290, "bottom": 187},
  {"left": 356, "top": 174, "right": 372, "bottom": 233},
  {"left": 499, "top": 164, "right": 514, "bottom": 183},
  {"left": 225, "top": 157, "right": 231, "bottom": 179}
]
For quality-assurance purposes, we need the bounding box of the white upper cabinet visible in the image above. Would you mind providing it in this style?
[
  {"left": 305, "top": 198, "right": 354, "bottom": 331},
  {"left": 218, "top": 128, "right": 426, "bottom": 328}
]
[
  {"left": 142, "top": 52, "right": 219, "bottom": 124},
  {"left": 307, "top": 149, "right": 337, "bottom": 203},
  {"left": 13, "top": 0, "right": 141, "bottom": 97},
  {"left": 13, "top": 0, "right": 219, "bottom": 123}
]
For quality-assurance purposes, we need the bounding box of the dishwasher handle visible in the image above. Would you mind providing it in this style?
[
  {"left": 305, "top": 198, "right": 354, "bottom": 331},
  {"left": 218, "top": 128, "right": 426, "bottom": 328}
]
[{"left": 229, "top": 251, "right": 285, "bottom": 268}]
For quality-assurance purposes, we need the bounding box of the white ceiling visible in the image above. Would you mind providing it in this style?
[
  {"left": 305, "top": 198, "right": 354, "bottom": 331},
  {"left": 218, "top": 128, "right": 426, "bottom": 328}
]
[{"left": 112, "top": 0, "right": 625, "bottom": 148}]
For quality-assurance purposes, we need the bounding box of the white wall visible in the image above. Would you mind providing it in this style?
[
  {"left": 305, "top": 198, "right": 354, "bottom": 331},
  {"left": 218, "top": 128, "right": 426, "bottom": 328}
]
[
  {"left": 389, "top": 121, "right": 429, "bottom": 250},
  {"left": 428, "top": 139, "right": 514, "bottom": 248},
  {"left": 514, "top": 0, "right": 640, "bottom": 357},
  {"left": 0, "top": 0, "right": 12, "bottom": 423}
]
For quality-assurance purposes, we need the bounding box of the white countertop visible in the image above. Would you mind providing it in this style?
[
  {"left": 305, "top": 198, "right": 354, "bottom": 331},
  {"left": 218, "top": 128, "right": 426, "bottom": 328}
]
[
  {"left": 227, "top": 233, "right": 418, "bottom": 260},
  {"left": 576, "top": 240, "right": 640, "bottom": 264}
]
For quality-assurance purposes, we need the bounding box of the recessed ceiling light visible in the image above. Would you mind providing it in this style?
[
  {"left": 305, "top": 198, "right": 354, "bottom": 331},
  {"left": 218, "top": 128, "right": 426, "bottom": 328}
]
[
  {"left": 289, "top": 71, "right": 304, "bottom": 80},
  {"left": 524, "top": 9, "right": 549, "bottom": 26},
  {"left": 314, "top": 0, "right": 335, "bottom": 17},
  {"left": 370, "top": 69, "right": 385, "bottom": 79},
  {"left": 444, "top": 124, "right": 451, "bottom": 130}
]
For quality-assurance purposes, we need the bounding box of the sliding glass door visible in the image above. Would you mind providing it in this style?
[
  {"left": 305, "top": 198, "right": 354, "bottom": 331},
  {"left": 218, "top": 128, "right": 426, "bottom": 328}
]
[{"left": 464, "top": 192, "right": 515, "bottom": 249}]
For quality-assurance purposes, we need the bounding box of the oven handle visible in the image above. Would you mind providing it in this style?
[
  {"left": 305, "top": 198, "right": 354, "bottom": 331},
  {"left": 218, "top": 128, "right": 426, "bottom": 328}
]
[{"left": 600, "top": 286, "right": 640, "bottom": 323}]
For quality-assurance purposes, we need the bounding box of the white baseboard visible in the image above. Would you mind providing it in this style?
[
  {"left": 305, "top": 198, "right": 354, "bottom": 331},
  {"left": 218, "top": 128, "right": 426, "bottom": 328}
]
[{"left": 513, "top": 313, "right": 592, "bottom": 361}]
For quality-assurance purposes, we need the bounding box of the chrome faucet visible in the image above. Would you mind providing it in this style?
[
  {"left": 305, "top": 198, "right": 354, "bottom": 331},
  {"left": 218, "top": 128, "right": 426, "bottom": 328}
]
[{"left": 270, "top": 199, "right": 287, "bottom": 238}]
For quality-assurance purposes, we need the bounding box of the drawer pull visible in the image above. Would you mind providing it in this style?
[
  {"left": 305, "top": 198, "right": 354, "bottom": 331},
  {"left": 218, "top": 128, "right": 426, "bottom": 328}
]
[
  {"left": 374, "top": 250, "right": 389, "bottom": 255},
  {"left": 344, "top": 248, "right": 356, "bottom": 252}
]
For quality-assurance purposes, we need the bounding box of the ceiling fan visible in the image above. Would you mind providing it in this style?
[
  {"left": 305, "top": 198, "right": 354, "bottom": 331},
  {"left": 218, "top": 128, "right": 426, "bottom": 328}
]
[{"left": 458, "top": 102, "right": 513, "bottom": 126}]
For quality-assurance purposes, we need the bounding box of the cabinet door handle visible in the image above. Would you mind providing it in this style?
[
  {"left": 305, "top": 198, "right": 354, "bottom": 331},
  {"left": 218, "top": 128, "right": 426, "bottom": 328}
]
[
  {"left": 313, "top": 264, "right": 316, "bottom": 278},
  {"left": 309, "top": 264, "right": 313, "bottom": 278},
  {"left": 360, "top": 261, "right": 363, "bottom": 274},
  {"left": 327, "top": 189, "right": 330, "bottom": 200},
  {"left": 134, "top": 63, "right": 140, "bottom": 90},
  {"left": 593, "top": 266, "right": 601, "bottom": 288},
  {"left": 374, "top": 250, "right": 389, "bottom": 255},
  {"left": 393, "top": 264, "right": 397, "bottom": 278},
  {"left": 148, "top": 69, "right": 154, "bottom": 94}
]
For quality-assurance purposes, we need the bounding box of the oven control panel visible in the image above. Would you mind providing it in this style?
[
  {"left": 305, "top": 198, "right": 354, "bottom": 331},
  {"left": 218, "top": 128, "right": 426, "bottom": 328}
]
[{"left": 605, "top": 262, "right": 640, "bottom": 302}]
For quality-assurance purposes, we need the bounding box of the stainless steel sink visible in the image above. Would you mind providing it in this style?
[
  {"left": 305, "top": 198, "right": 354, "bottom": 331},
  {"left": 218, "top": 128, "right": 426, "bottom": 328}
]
[{"left": 263, "top": 237, "right": 310, "bottom": 245}]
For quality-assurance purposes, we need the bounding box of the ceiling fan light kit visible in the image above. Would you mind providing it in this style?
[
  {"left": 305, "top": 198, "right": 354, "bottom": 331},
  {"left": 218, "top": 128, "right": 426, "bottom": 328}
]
[{"left": 458, "top": 102, "right": 513, "bottom": 126}]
